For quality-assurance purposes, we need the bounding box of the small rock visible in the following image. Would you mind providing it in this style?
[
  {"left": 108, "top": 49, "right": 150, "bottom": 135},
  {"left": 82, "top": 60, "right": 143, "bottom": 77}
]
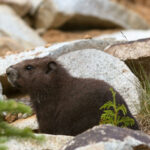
[
  {"left": 0, "top": 5, "right": 45, "bottom": 49},
  {"left": 0, "top": 0, "right": 31, "bottom": 16},
  {"left": 5, "top": 113, "right": 17, "bottom": 123},
  {"left": 34, "top": 0, "right": 149, "bottom": 30},
  {"left": 62, "top": 125, "right": 150, "bottom": 150},
  {"left": 11, "top": 115, "right": 38, "bottom": 130}
]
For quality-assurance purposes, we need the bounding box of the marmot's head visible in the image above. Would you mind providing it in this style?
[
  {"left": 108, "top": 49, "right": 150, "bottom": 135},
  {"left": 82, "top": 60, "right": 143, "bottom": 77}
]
[{"left": 6, "top": 57, "right": 62, "bottom": 93}]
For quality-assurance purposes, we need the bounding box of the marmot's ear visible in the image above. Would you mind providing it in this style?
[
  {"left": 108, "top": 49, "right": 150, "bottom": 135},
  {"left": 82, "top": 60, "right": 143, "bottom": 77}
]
[{"left": 46, "top": 61, "right": 57, "bottom": 73}]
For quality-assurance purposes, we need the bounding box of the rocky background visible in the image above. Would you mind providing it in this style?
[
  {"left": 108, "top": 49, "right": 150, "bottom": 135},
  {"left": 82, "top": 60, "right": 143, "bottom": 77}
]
[{"left": 1, "top": 0, "right": 150, "bottom": 149}]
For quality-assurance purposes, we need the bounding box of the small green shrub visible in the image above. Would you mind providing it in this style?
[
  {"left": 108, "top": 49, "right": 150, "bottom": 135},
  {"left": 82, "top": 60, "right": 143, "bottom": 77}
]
[
  {"left": 99, "top": 88, "right": 135, "bottom": 127},
  {"left": 0, "top": 100, "right": 44, "bottom": 150}
]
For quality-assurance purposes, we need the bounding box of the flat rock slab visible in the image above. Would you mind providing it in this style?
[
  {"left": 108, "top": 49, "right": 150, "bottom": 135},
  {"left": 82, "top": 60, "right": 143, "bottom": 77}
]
[
  {"left": 34, "top": 0, "right": 149, "bottom": 29},
  {"left": 62, "top": 125, "right": 150, "bottom": 150},
  {"left": 6, "top": 133, "right": 73, "bottom": 150},
  {"left": 96, "top": 30, "right": 150, "bottom": 41},
  {"left": 105, "top": 38, "right": 150, "bottom": 80},
  {"left": 0, "top": 5, "right": 45, "bottom": 49},
  {"left": 105, "top": 38, "right": 150, "bottom": 60}
]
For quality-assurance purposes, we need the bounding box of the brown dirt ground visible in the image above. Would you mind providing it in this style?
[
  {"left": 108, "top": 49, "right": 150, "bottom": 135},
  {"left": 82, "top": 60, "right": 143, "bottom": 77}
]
[{"left": 42, "top": 29, "right": 119, "bottom": 44}]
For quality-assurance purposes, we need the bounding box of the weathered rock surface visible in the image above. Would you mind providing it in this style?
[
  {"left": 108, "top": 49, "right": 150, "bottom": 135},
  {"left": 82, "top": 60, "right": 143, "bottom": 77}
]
[
  {"left": 0, "top": 39, "right": 141, "bottom": 115},
  {"left": 0, "top": 39, "right": 118, "bottom": 97},
  {"left": 0, "top": 0, "right": 31, "bottom": 16},
  {"left": 0, "top": 39, "right": 119, "bottom": 75},
  {"left": 6, "top": 133, "right": 72, "bottom": 150},
  {"left": 105, "top": 38, "right": 150, "bottom": 60},
  {"left": 0, "top": 5, "right": 45, "bottom": 49},
  {"left": 62, "top": 125, "right": 150, "bottom": 150},
  {"left": 105, "top": 38, "right": 150, "bottom": 81},
  {"left": 34, "top": 0, "right": 150, "bottom": 30},
  {"left": 58, "top": 49, "right": 141, "bottom": 115}
]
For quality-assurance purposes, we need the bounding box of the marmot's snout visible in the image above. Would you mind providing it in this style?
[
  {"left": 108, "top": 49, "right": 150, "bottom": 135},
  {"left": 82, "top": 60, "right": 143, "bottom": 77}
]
[{"left": 6, "top": 67, "right": 18, "bottom": 87}]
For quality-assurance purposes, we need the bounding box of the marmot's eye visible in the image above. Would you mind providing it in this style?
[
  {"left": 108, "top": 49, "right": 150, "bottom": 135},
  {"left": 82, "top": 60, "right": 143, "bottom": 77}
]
[{"left": 25, "top": 65, "right": 33, "bottom": 71}]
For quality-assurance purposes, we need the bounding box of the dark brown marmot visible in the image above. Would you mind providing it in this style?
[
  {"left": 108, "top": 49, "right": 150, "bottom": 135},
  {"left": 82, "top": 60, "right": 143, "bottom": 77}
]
[{"left": 6, "top": 56, "right": 139, "bottom": 135}]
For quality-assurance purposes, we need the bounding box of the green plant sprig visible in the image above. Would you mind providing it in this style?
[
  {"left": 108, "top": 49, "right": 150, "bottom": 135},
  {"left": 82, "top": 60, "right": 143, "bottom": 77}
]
[
  {"left": 100, "top": 88, "right": 135, "bottom": 127},
  {"left": 0, "top": 99, "right": 44, "bottom": 150}
]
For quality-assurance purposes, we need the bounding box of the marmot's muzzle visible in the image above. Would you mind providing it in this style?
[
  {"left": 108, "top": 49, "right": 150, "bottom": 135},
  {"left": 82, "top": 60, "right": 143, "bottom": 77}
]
[{"left": 6, "top": 67, "right": 18, "bottom": 87}]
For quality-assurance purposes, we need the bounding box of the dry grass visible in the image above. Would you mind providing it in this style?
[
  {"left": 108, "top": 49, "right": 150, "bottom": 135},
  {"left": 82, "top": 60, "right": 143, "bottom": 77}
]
[{"left": 129, "top": 63, "right": 150, "bottom": 135}]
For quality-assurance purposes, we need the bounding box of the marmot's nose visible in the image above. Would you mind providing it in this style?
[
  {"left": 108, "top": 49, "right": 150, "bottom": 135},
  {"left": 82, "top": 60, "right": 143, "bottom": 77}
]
[{"left": 6, "top": 67, "right": 18, "bottom": 79}]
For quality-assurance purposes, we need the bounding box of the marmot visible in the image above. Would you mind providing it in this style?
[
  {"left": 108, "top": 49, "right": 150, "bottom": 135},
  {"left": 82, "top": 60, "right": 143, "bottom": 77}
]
[{"left": 6, "top": 56, "right": 139, "bottom": 135}]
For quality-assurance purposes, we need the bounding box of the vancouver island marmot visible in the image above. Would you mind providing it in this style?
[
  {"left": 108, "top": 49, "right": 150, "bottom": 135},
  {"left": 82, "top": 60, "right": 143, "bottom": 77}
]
[{"left": 6, "top": 56, "right": 139, "bottom": 135}]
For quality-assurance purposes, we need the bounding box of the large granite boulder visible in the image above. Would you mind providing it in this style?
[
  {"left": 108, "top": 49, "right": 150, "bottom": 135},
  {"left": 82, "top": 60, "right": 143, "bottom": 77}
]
[
  {"left": 62, "top": 125, "right": 150, "bottom": 150},
  {"left": 58, "top": 49, "right": 141, "bottom": 115},
  {"left": 0, "top": 5, "right": 45, "bottom": 49},
  {"left": 33, "top": 0, "right": 150, "bottom": 30},
  {"left": 0, "top": 39, "right": 118, "bottom": 75}
]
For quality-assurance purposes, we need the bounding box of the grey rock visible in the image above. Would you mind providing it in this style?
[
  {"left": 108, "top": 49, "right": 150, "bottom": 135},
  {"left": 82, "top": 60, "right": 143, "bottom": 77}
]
[
  {"left": 0, "top": 0, "right": 31, "bottom": 16},
  {"left": 0, "top": 5, "right": 45, "bottom": 49},
  {"left": 34, "top": 0, "right": 149, "bottom": 30},
  {"left": 10, "top": 115, "right": 73, "bottom": 150},
  {"left": 6, "top": 133, "right": 72, "bottom": 150},
  {"left": 105, "top": 38, "right": 150, "bottom": 61},
  {"left": 58, "top": 49, "right": 141, "bottom": 115},
  {"left": 62, "top": 125, "right": 150, "bottom": 150},
  {"left": 105, "top": 38, "right": 150, "bottom": 83},
  {"left": 0, "top": 39, "right": 118, "bottom": 75},
  {"left": 0, "top": 39, "right": 114, "bottom": 96}
]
